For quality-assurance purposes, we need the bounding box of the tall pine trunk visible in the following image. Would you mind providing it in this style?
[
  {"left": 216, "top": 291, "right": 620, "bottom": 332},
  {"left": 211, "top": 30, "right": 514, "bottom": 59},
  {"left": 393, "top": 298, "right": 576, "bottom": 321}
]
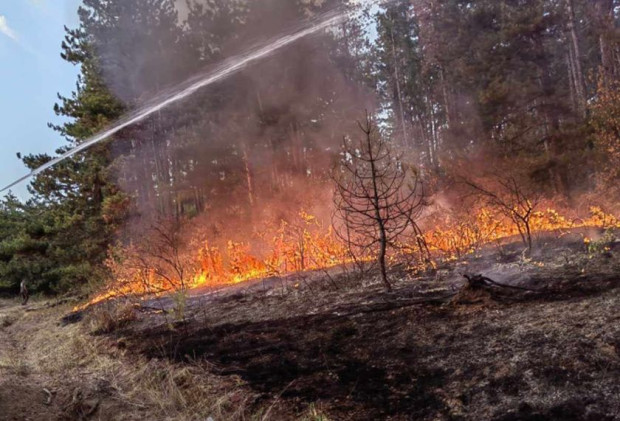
[
  {"left": 595, "top": 0, "right": 617, "bottom": 86},
  {"left": 566, "top": 0, "right": 587, "bottom": 119},
  {"left": 390, "top": 22, "right": 409, "bottom": 148}
]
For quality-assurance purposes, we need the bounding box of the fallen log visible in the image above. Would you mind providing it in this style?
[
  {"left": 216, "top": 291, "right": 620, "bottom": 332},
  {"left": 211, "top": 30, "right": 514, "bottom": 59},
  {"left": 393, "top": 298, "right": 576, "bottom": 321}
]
[
  {"left": 332, "top": 292, "right": 458, "bottom": 317},
  {"left": 463, "top": 274, "right": 536, "bottom": 291},
  {"left": 449, "top": 273, "right": 538, "bottom": 306}
]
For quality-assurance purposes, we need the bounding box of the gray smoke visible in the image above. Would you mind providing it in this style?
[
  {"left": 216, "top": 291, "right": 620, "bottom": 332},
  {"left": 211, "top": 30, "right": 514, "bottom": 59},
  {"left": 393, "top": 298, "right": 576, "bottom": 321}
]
[{"left": 1, "top": 5, "right": 358, "bottom": 193}]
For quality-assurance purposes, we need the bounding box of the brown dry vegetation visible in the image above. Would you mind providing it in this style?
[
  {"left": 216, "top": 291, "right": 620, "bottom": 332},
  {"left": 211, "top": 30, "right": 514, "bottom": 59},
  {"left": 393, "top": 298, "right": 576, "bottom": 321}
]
[
  {"left": 2, "top": 229, "right": 620, "bottom": 420},
  {"left": 0, "top": 300, "right": 286, "bottom": 420}
]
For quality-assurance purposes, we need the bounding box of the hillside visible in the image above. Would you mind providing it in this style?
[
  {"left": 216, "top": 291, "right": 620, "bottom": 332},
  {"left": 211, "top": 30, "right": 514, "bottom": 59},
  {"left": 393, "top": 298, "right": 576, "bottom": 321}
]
[{"left": 1, "top": 230, "right": 619, "bottom": 420}]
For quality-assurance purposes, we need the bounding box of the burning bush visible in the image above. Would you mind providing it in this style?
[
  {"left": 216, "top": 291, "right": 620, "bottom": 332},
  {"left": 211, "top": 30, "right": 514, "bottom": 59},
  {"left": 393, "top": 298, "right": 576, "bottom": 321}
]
[
  {"left": 75, "top": 200, "right": 620, "bottom": 312},
  {"left": 81, "top": 210, "right": 351, "bottom": 308}
]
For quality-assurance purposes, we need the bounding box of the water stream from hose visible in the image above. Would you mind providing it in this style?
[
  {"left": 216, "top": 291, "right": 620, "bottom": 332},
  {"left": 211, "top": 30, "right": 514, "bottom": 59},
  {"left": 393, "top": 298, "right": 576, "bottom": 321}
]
[{"left": 1, "top": 8, "right": 349, "bottom": 192}]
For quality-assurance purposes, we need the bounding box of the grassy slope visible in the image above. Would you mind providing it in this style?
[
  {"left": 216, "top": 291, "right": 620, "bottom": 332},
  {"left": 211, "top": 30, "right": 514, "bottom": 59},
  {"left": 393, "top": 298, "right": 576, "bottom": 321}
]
[
  {"left": 124, "top": 232, "right": 620, "bottom": 420},
  {"left": 0, "top": 299, "right": 273, "bottom": 420},
  {"left": 1, "top": 231, "right": 619, "bottom": 420}
]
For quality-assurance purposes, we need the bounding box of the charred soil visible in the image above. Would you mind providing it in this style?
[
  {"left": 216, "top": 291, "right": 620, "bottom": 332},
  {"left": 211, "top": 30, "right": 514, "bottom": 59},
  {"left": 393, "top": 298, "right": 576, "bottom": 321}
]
[
  {"left": 3, "top": 230, "right": 620, "bottom": 420},
  {"left": 119, "top": 231, "right": 620, "bottom": 420}
]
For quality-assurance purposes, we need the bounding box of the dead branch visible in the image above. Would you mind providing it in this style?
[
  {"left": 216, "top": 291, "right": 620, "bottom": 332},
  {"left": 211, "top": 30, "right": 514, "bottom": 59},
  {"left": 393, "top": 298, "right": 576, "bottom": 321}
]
[
  {"left": 43, "top": 388, "right": 54, "bottom": 406},
  {"left": 332, "top": 292, "right": 458, "bottom": 317}
]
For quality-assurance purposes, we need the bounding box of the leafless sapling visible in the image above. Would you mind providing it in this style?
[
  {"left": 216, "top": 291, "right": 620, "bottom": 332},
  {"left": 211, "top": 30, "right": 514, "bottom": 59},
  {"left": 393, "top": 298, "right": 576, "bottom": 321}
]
[
  {"left": 464, "top": 174, "right": 541, "bottom": 254},
  {"left": 332, "top": 113, "right": 426, "bottom": 290},
  {"left": 107, "top": 218, "right": 197, "bottom": 296}
]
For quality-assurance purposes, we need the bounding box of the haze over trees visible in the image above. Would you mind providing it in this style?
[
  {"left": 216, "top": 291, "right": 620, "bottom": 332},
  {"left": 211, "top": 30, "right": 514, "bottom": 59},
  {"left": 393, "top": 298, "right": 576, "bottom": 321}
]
[{"left": 0, "top": 0, "right": 619, "bottom": 295}]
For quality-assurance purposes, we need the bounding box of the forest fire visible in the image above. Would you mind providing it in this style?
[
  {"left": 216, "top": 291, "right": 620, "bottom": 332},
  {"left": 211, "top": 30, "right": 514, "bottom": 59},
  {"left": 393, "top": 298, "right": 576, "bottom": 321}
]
[
  {"left": 76, "top": 206, "right": 619, "bottom": 311},
  {"left": 76, "top": 211, "right": 352, "bottom": 310},
  {"left": 193, "top": 212, "right": 350, "bottom": 286},
  {"left": 425, "top": 206, "right": 620, "bottom": 259},
  {"left": 3, "top": 0, "right": 620, "bottom": 419}
]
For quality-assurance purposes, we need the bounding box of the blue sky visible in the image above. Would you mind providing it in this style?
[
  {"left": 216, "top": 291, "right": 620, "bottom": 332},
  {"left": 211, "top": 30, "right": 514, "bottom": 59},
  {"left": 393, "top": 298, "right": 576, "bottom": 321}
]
[{"left": 0, "top": 0, "right": 81, "bottom": 199}]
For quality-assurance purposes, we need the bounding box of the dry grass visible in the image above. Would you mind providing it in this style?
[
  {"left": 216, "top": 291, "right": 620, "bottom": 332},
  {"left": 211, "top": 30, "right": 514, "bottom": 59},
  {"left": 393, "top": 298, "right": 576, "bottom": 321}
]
[
  {"left": 298, "top": 404, "right": 332, "bottom": 421},
  {"left": 86, "top": 301, "right": 138, "bottom": 334},
  {"left": 0, "top": 310, "right": 18, "bottom": 328},
  {"left": 0, "top": 299, "right": 275, "bottom": 421},
  {"left": 0, "top": 304, "right": 29, "bottom": 376},
  {"left": 0, "top": 345, "right": 30, "bottom": 377}
]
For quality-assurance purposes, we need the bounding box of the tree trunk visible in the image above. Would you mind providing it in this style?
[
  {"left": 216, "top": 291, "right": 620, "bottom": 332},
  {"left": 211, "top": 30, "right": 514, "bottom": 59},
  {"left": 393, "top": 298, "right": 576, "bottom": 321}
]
[
  {"left": 390, "top": 22, "right": 409, "bottom": 148},
  {"left": 595, "top": 0, "right": 616, "bottom": 85},
  {"left": 242, "top": 147, "right": 255, "bottom": 206},
  {"left": 378, "top": 236, "right": 390, "bottom": 290},
  {"left": 566, "top": 52, "right": 578, "bottom": 113},
  {"left": 566, "top": 0, "right": 587, "bottom": 118},
  {"left": 366, "top": 129, "right": 392, "bottom": 291}
]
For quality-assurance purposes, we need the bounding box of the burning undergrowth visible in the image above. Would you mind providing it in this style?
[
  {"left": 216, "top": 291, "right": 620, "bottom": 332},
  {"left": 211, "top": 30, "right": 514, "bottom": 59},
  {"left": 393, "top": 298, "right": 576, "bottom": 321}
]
[
  {"left": 79, "top": 202, "right": 620, "bottom": 310},
  {"left": 111, "top": 226, "right": 620, "bottom": 420},
  {"left": 61, "top": 0, "right": 620, "bottom": 314}
]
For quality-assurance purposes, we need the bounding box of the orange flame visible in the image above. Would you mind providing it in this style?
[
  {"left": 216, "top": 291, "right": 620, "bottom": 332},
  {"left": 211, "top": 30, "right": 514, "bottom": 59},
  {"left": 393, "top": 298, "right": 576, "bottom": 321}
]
[{"left": 75, "top": 206, "right": 619, "bottom": 311}]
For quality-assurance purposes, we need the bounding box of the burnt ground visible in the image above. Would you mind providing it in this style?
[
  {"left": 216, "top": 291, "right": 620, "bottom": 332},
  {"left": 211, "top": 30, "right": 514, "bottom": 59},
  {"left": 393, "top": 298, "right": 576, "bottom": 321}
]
[{"left": 109, "top": 230, "right": 619, "bottom": 419}]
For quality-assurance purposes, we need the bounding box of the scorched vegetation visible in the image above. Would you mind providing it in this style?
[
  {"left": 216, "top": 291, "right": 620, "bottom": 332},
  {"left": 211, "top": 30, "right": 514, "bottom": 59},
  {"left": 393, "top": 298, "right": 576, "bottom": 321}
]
[{"left": 1, "top": 0, "right": 620, "bottom": 420}]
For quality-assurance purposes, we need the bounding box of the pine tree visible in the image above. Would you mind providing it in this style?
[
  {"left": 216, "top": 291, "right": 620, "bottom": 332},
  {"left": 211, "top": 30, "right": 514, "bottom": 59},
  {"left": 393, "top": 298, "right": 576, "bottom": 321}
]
[{"left": 11, "top": 22, "right": 128, "bottom": 293}]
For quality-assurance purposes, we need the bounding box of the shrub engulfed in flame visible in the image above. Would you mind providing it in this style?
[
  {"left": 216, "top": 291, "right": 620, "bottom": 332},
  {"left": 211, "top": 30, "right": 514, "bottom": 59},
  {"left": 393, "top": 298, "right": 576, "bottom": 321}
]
[
  {"left": 426, "top": 206, "right": 620, "bottom": 260},
  {"left": 77, "top": 206, "right": 619, "bottom": 310}
]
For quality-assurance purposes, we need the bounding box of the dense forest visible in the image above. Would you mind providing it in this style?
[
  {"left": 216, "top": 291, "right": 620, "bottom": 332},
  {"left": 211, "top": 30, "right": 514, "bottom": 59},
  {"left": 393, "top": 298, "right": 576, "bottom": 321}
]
[{"left": 1, "top": 0, "right": 619, "bottom": 295}]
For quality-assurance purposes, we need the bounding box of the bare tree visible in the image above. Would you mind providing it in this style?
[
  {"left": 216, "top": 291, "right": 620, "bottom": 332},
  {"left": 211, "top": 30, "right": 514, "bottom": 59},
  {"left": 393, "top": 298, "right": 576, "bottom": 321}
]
[
  {"left": 141, "top": 219, "right": 198, "bottom": 291},
  {"left": 464, "top": 174, "right": 541, "bottom": 254},
  {"left": 107, "top": 219, "right": 197, "bottom": 297},
  {"left": 332, "top": 113, "right": 426, "bottom": 290}
]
